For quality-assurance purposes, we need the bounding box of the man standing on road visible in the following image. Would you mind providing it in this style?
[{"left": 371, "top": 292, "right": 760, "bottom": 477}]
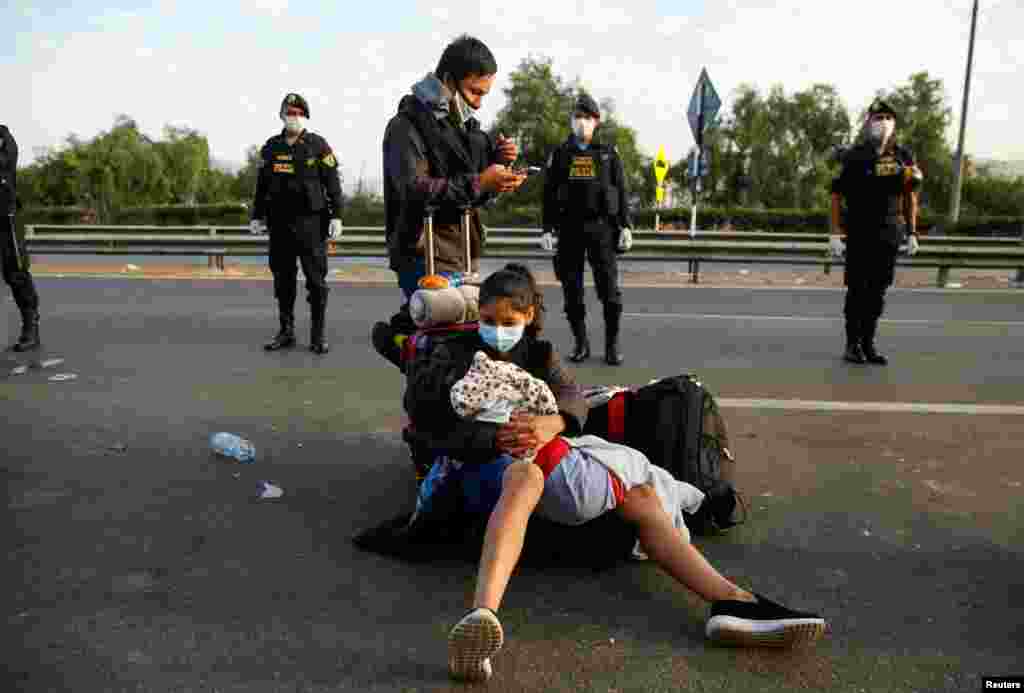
[
  {"left": 830, "top": 98, "right": 922, "bottom": 365},
  {"left": 1, "top": 124, "right": 42, "bottom": 352},
  {"left": 541, "top": 93, "right": 633, "bottom": 366},
  {"left": 250, "top": 93, "right": 344, "bottom": 355},
  {"left": 372, "top": 35, "right": 525, "bottom": 365}
]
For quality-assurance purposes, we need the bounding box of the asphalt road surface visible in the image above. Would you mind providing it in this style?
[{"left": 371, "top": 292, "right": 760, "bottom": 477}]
[{"left": 3, "top": 278, "right": 1022, "bottom": 692}]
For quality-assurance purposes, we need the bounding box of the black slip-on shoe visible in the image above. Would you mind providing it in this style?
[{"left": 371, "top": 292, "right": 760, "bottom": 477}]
[{"left": 706, "top": 593, "right": 827, "bottom": 647}]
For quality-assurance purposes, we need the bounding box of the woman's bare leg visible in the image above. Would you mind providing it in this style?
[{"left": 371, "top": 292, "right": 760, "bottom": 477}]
[
  {"left": 472, "top": 460, "right": 545, "bottom": 610},
  {"left": 616, "top": 483, "right": 754, "bottom": 603}
]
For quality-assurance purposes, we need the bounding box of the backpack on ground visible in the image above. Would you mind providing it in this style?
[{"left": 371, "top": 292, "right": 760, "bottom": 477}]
[{"left": 581, "top": 374, "right": 745, "bottom": 535}]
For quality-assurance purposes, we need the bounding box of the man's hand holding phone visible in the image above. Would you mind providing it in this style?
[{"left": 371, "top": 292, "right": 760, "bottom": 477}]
[{"left": 480, "top": 164, "right": 527, "bottom": 194}]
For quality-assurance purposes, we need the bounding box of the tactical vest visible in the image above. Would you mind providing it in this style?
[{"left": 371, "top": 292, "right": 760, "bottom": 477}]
[
  {"left": 841, "top": 144, "right": 915, "bottom": 236},
  {"left": 262, "top": 134, "right": 326, "bottom": 215},
  {"left": 552, "top": 142, "right": 619, "bottom": 223}
]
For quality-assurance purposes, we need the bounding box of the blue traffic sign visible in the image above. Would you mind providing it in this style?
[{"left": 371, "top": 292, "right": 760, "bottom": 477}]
[{"left": 687, "top": 68, "right": 721, "bottom": 144}]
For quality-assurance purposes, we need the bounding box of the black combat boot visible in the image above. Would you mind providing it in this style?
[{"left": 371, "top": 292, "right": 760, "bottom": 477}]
[
  {"left": 309, "top": 301, "right": 329, "bottom": 355},
  {"left": 861, "top": 316, "right": 888, "bottom": 365},
  {"left": 604, "top": 305, "right": 624, "bottom": 366},
  {"left": 568, "top": 320, "right": 591, "bottom": 363},
  {"left": 11, "top": 309, "right": 40, "bottom": 352},
  {"left": 842, "top": 315, "right": 865, "bottom": 364},
  {"left": 264, "top": 311, "right": 296, "bottom": 351}
]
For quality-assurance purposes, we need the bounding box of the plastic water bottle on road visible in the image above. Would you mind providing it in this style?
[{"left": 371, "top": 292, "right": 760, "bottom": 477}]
[{"left": 210, "top": 432, "right": 256, "bottom": 464}]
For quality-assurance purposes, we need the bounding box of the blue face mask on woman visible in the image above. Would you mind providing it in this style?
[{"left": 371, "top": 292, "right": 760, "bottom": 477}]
[{"left": 479, "top": 323, "right": 525, "bottom": 353}]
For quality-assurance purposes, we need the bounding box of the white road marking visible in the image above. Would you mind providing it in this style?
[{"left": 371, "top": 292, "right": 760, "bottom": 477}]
[
  {"left": 624, "top": 312, "right": 1024, "bottom": 327},
  {"left": 718, "top": 398, "right": 1024, "bottom": 415}
]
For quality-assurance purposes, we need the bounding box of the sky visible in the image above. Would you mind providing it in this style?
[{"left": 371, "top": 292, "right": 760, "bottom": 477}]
[{"left": 4, "top": 0, "right": 1022, "bottom": 194}]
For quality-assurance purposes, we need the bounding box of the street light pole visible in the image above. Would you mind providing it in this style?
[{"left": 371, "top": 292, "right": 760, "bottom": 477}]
[{"left": 949, "top": 0, "right": 980, "bottom": 224}]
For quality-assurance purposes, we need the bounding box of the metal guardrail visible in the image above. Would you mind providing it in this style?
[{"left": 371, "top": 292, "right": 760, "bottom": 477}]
[{"left": 23, "top": 225, "right": 1024, "bottom": 287}]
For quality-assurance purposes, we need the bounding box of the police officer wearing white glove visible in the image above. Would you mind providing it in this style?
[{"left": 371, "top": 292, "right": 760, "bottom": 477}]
[
  {"left": 830, "top": 98, "right": 923, "bottom": 366},
  {"left": 539, "top": 231, "right": 557, "bottom": 253},
  {"left": 251, "top": 92, "right": 345, "bottom": 355},
  {"left": 543, "top": 93, "right": 633, "bottom": 366}
]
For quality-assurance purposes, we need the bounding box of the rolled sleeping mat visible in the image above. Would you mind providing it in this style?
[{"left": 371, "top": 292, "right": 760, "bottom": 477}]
[
  {"left": 409, "top": 286, "right": 468, "bottom": 327},
  {"left": 458, "top": 284, "right": 480, "bottom": 322}
]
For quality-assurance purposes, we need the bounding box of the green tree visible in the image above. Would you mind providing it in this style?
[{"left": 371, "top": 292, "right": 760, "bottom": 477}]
[
  {"left": 156, "top": 125, "right": 211, "bottom": 205},
  {"left": 231, "top": 144, "right": 263, "bottom": 203},
  {"left": 488, "top": 57, "right": 649, "bottom": 211}
]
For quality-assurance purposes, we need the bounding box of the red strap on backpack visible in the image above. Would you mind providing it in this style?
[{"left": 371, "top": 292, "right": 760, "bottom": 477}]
[{"left": 607, "top": 392, "right": 626, "bottom": 443}]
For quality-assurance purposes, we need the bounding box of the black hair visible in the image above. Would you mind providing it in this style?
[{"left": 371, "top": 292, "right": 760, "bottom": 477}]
[
  {"left": 435, "top": 35, "right": 497, "bottom": 84},
  {"left": 479, "top": 263, "right": 545, "bottom": 338}
]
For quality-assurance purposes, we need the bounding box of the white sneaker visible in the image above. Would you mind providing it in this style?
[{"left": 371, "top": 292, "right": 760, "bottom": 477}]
[{"left": 447, "top": 607, "right": 504, "bottom": 681}]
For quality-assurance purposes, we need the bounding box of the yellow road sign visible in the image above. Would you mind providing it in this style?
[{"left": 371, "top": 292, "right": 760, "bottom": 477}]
[
  {"left": 656, "top": 185, "right": 665, "bottom": 203},
  {"left": 654, "top": 146, "right": 669, "bottom": 184}
]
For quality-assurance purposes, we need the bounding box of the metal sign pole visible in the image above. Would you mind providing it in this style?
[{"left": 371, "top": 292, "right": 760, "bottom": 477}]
[{"left": 690, "top": 82, "right": 705, "bottom": 239}]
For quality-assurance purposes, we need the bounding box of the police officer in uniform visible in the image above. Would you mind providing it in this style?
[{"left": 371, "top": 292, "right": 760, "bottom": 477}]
[
  {"left": 250, "top": 93, "right": 344, "bottom": 354},
  {"left": 541, "top": 93, "right": 633, "bottom": 366},
  {"left": 1, "top": 124, "right": 42, "bottom": 352},
  {"left": 830, "top": 98, "right": 922, "bottom": 365}
]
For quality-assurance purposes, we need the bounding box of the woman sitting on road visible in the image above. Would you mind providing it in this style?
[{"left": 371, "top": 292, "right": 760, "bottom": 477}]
[{"left": 403, "top": 263, "right": 829, "bottom": 683}]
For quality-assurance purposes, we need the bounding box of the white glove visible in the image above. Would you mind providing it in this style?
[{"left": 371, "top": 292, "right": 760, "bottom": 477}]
[
  {"left": 906, "top": 232, "right": 920, "bottom": 256},
  {"left": 249, "top": 219, "right": 267, "bottom": 235},
  {"left": 328, "top": 219, "right": 343, "bottom": 240},
  {"left": 540, "top": 231, "right": 557, "bottom": 253},
  {"left": 829, "top": 235, "right": 846, "bottom": 258},
  {"left": 618, "top": 227, "right": 633, "bottom": 252}
]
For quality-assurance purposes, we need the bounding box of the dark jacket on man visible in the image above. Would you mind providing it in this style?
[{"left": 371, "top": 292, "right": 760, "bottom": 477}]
[
  {"left": 252, "top": 130, "right": 344, "bottom": 223},
  {"left": 403, "top": 332, "right": 587, "bottom": 465},
  {"left": 383, "top": 74, "right": 501, "bottom": 274}
]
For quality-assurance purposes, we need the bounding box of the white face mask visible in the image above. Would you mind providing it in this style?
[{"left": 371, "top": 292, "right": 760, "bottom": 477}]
[
  {"left": 446, "top": 77, "right": 479, "bottom": 124},
  {"left": 573, "top": 117, "right": 595, "bottom": 142},
  {"left": 868, "top": 119, "right": 894, "bottom": 145},
  {"left": 283, "top": 115, "right": 307, "bottom": 134}
]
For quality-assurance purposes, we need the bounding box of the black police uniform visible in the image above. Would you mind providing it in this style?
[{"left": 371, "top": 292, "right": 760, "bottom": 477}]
[
  {"left": 252, "top": 95, "right": 344, "bottom": 354},
  {"left": 0, "top": 124, "right": 41, "bottom": 352},
  {"left": 543, "top": 105, "right": 631, "bottom": 366},
  {"left": 831, "top": 128, "right": 919, "bottom": 365}
]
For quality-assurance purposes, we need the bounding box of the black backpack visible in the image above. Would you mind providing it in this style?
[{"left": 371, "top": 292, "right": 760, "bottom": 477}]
[{"left": 582, "top": 374, "right": 745, "bottom": 535}]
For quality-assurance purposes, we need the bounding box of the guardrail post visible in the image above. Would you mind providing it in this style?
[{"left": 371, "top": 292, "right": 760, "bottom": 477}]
[
  {"left": 936, "top": 266, "right": 950, "bottom": 288},
  {"left": 690, "top": 259, "right": 700, "bottom": 284},
  {"left": 1017, "top": 223, "right": 1024, "bottom": 286}
]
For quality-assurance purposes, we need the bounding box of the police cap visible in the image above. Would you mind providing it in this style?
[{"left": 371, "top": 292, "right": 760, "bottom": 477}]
[
  {"left": 280, "top": 93, "right": 310, "bottom": 119},
  {"left": 868, "top": 98, "right": 897, "bottom": 120},
  {"left": 573, "top": 93, "right": 600, "bottom": 120}
]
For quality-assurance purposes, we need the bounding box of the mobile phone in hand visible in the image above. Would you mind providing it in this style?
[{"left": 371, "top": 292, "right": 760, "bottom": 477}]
[{"left": 513, "top": 166, "right": 542, "bottom": 177}]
